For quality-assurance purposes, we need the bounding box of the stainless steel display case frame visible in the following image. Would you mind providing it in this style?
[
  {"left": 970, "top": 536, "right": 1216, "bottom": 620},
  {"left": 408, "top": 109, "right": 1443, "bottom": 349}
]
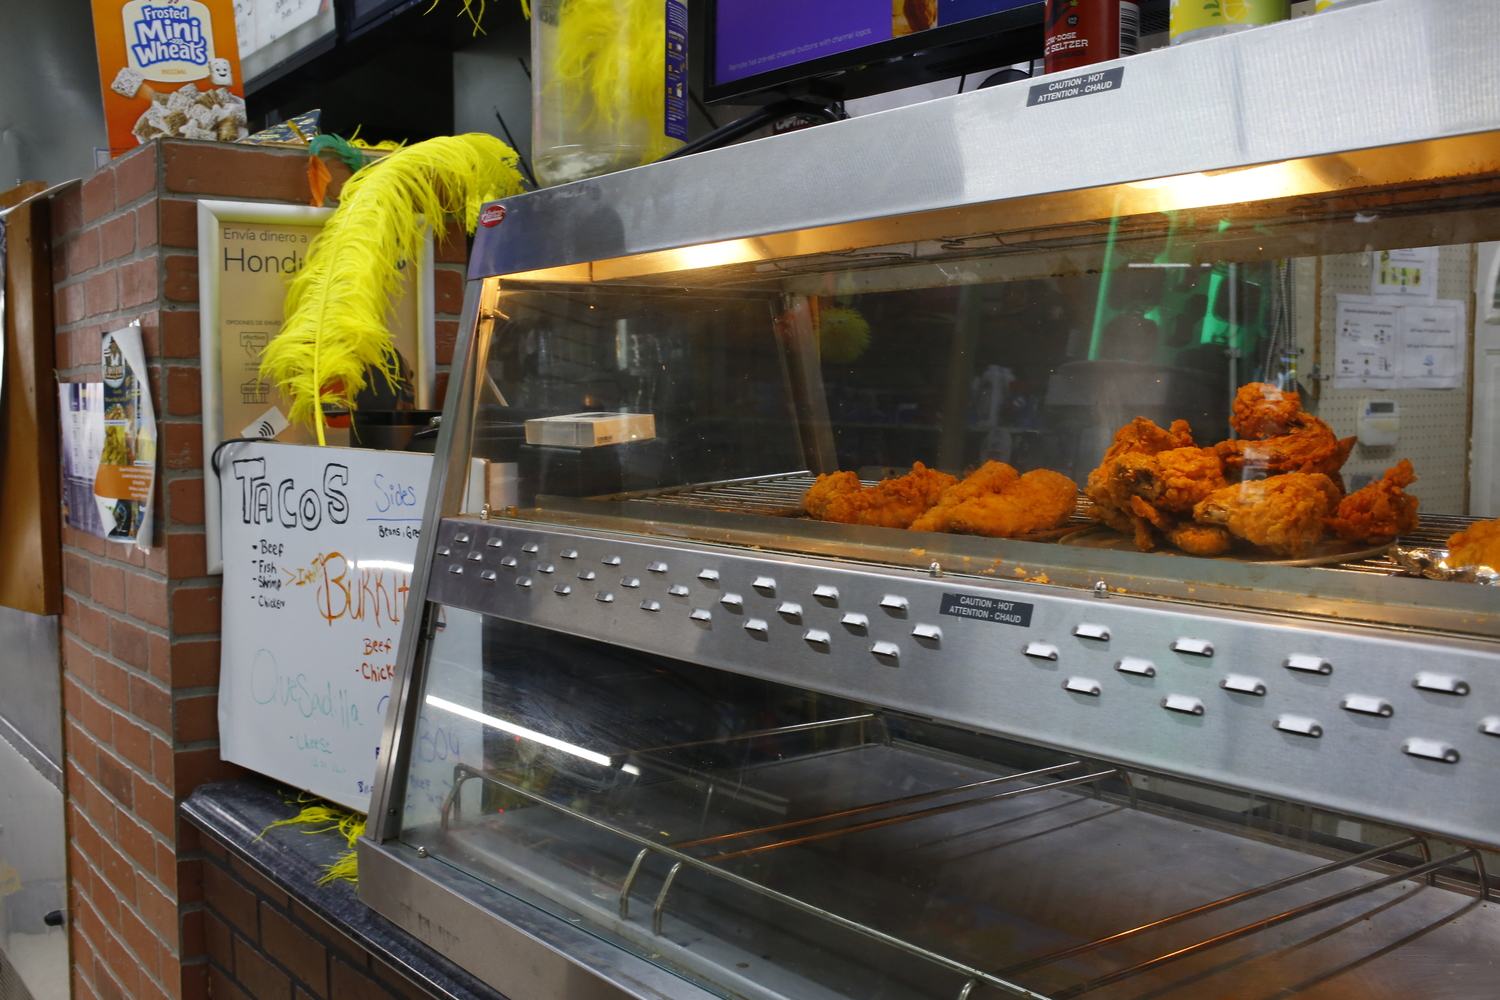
[{"left": 361, "top": 4, "right": 1500, "bottom": 998}]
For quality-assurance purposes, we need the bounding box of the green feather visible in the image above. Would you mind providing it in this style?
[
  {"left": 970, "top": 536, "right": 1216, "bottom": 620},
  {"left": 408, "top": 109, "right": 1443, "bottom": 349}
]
[{"left": 308, "top": 134, "right": 366, "bottom": 174}]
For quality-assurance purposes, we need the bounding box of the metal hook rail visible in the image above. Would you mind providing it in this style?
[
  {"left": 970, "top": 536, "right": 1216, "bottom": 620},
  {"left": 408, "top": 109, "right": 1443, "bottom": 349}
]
[
  {"left": 615, "top": 712, "right": 879, "bottom": 764},
  {"left": 1043, "top": 846, "right": 1490, "bottom": 1000},
  {"left": 616, "top": 760, "right": 1125, "bottom": 923},
  {"left": 670, "top": 761, "right": 1091, "bottom": 851},
  {"left": 1000, "top": 835, "right": 1430, "bottom": 976},
  {"left": 438, "top": 714, "right": 879, "bottom": 832},
  {"left": 698, "top": 767, "right": 1127, "bottom": 864},
  {"left": 432, "top": 737, "right": 1485, "bottom": 1000},
  {"left": 439, "top": 762, "right": 1057, "bottom": 1000}
]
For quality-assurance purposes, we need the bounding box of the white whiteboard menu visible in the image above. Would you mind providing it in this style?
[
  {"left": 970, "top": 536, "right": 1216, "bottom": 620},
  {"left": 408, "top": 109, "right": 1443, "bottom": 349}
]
[
  {"left": 217, "top": 441, "right": 434, "bottom": 811},
  {"left": 235, "top": 0, "right": 335, "bottom": 82}
]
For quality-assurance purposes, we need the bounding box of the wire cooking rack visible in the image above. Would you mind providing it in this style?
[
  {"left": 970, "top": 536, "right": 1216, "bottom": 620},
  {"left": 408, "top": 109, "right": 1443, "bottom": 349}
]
[{"left": 605, "top": 472, "right": 1474, "bottom": 578}]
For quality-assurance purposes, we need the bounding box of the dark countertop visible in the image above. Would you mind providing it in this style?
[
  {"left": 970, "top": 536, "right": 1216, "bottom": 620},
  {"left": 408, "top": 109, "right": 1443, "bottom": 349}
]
[{"left": 182, "top": 778, "right": 505, "bottom": 1000}]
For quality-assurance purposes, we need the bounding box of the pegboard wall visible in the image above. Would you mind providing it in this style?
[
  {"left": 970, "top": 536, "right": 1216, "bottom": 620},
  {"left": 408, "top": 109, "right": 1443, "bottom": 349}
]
[{"left": 1307, "top": 246, "right": 1475, "bottom": 513}]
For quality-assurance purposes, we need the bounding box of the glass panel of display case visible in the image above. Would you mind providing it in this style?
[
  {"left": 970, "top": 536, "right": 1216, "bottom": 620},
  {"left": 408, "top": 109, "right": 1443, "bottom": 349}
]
[
  {"left": 447, "top": 135, "right": 1500, "bottom": 625},
  {"left": 468, "top": 233, "right": 1491, "bottom": 597},
  {"left": 401, "top": 609, "right": 1494, "bottom": 1000},
  {"left": 378, "top": 131, "right": 1500, "bottom": 1000}
]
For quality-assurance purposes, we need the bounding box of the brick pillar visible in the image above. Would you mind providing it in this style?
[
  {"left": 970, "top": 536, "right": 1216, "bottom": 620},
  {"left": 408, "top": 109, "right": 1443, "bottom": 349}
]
[{"left": 51, "top": 137, "right": 467, "bottom": 1000}]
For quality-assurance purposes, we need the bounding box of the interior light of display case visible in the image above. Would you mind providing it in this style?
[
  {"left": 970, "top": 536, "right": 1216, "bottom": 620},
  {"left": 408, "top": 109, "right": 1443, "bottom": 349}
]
[
  {"left": 590, "top": 236, "right": 773, "bottom": 283},
  {"left": 1123, "top": 159, "right": 1326, "bottom": 208},
  {"left": 424, "top": 694, "right": 642, "bottom": 775},
  {"left": 487, "top": 131, "right": 1500, "bottom": 290}
]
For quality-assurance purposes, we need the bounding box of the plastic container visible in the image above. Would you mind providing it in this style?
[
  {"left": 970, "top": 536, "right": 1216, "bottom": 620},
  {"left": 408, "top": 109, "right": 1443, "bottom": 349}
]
[
  {"left": 532, "top": 0, "right": 688, "bottom": 187},
  {"left": 1315, "top": 0, "right": 1380, "bottom": 10},
  {"left": 1044, "top": 0, "right": 1140, "bottom": 74},
  {"left": 1170, "top": 0, "right": 1289, "bottom": 44}
]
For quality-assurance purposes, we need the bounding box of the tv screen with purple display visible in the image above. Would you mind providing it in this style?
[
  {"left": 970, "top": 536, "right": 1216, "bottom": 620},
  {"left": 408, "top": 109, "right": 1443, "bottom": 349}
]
[{"left": 713, "top": 0, "right": 1038, "bottom": 90}]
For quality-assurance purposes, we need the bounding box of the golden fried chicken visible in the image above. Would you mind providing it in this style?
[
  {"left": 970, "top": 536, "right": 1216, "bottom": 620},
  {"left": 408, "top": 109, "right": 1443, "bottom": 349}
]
[
  {"left": 1085, "top": 418, "right": 1213, "bottom": 551},
  {"left": 1127, "top": 491, "right": 1234, "bottom": 556},
  {"left": 1447, "top": 519, "right": 1500, "bottom": 570},
  {"left": 910, "top": 461, "right": 1019, "bottom": 533},
  {"left": 946, "top": 469, "right": 1080, "bottom": 538},
  {"left": 803, "top": 470, "right": 861, "bottom": 520},
  {"left": 1325, "top": 460, "right": 1420, "bottom": 544},
  {"left": 1113, "top": 447, "right": 1228, "bottom": 513},
  {"left": 1217, "top": 383, "right": 1356, "bottom": 481},
  {"left": 1099, "top": 417, "right": 1197, "bottom": 464},
  {"left": 1165, "top": 522, "right": 1234, "bottom": 557},
  {"left": 1217, "top": 432, "right": 1356, "bottom": 481},
  {"left": 802, "top": 462, "right": 958, "bottom": 529},
  {"left": 1229, "top": 382, "right": 1305, "bottom": 439},
  {"left": 1192, "top": 473, "right": 1342, "bottom": 557},
  {"left": 1127, "top": 495, "right": 1172, "bottom": 530}
]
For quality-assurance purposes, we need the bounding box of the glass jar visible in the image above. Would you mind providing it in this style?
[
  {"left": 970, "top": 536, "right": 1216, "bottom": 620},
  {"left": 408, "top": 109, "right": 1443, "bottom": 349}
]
[{"left": 532, "top": 0, "right": 689, "bottom": 187}]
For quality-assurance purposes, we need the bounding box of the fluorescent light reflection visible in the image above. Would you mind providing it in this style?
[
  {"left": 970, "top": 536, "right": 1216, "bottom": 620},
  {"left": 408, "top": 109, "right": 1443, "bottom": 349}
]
[
  {"left": 425, "top": 695, "right": 641, "bottom": 776},
  {"left": 356, "top": 560, "right": 414, "bottom": 572},
  {"left": 1124, "top": 161, "right": 1320, "bottom": 208}
]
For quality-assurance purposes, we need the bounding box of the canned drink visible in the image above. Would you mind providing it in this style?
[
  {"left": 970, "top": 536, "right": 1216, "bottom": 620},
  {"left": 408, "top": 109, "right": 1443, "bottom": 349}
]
[
  {"left": 1045, "top": 0, "right": 1141, "bottom": 74},
  {"left": 1170, "top": 0, "right": 1289, "bottom": 44}
]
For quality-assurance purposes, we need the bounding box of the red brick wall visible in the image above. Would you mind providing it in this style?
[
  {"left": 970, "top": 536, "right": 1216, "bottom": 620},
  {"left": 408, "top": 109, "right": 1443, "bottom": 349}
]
[
  {"left": 51, "top": 138, "right": 469, "bottom": 1000},
  {"left": 198, "top": 841, "right": 434, "bottom": 1000}
]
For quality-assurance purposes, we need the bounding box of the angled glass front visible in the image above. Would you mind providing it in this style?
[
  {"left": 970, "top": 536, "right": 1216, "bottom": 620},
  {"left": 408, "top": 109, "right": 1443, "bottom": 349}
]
[
  {"left": 380, "top": 130, "right": 1500, "bottom": 1000},
  {"left": 398, "top": 606, "right": 1498, "bottom": 1000},
  {"left": 450, "top": 131, "right": 1500, "bottom": 632}
]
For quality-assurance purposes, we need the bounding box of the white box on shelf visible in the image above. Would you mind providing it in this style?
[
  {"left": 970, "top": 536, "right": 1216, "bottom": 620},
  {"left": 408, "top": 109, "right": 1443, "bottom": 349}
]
[{"left": 523, "top": 412, "right": 657, "bottom": 448}]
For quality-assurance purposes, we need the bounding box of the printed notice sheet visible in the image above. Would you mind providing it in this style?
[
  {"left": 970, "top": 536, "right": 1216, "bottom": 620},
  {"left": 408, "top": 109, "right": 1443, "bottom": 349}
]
[
  {"left": 1371, "top": 246, "right": 1440, "bottom": 303},
  {"left": 1399, "top": 300, "right": 1464, "bottom": 389},
  {"left": 1333, "top": 296, "right": 1397, "bottom": 389},
  {"left": 1334, "top": 295, "right": 1465, "bottom": 390}
]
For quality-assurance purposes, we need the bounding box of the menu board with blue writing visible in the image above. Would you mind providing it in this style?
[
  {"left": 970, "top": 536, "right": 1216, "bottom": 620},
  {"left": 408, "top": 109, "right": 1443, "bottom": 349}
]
[{"left": 216, "top": 441, "right": 476, "bottom": 812}]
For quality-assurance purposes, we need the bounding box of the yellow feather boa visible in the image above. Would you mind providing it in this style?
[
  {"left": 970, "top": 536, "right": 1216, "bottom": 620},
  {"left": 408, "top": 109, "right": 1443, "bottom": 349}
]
[{"left": 260, "top": 133, "right": 526, "bottom": 443}]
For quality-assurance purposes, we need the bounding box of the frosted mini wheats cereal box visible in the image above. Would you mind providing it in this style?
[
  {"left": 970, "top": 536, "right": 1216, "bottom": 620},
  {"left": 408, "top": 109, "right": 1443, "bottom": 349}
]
[{"left": 91, "top": 0, "right": 247, "bottom": 158}]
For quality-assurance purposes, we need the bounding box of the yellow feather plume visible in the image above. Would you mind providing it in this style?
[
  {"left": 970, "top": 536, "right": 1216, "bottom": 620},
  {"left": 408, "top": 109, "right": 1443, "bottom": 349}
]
[
  {"left": 257, "top": 800, "right": 368, "bottom": 885},
  {"left": 261, "top": 133, "right": 526, "bottom": 443},
  {"left": 547, "top": 0, "right": 678, "bottom": 162}
]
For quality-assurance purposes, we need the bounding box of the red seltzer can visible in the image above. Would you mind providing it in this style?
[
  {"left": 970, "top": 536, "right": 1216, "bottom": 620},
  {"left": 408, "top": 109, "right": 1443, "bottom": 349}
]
[{"left": 1044, "top": 0, "right": 1140, "bottom": 74}]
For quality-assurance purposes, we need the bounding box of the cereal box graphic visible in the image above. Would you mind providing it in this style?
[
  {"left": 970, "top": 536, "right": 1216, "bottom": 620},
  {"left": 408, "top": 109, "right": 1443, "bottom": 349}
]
[{"left": 92, "top": 0, "right": 246, "bottom": 157}]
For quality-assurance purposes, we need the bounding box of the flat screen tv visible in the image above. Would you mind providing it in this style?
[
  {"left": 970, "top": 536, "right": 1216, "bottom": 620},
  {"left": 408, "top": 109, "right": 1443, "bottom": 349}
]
[{"left": 703, "top": 0, "right": 1045, "bottom": 106}]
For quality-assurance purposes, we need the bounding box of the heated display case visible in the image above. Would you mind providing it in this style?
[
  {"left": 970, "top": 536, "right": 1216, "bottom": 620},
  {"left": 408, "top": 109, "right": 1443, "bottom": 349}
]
[{"left": 361, "top": 4, "right": 1500, "bottom": 999}]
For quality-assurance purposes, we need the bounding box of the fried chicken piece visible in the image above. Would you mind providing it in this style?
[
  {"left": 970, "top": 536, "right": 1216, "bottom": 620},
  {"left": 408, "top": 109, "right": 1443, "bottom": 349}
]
[
  {"left": 1101, "top": 417, "right": 1197, "bottom": 464},
  {"left": 803, "top": 470, "right": 861, "bottom": 520},
  {"left": 1127, "top": 495, "right": 1171, "bottom": 528},
  {"left": 947, "top": 469, "right": 1080, "bottom": 538},
  {"left": 1192, "top": 473, "right": 1342, "bottom": 557},
  {"left": 1218, "top": 383, "right": 1356, "bottom": 481},
  {"left": 1085, "top": 418, "right": 1206, "bottom": 551},
  {"left": 1325, "top": 460, "right": 1420, "bottom": 544},
  {"left": 1091, "top": 502, "right": 1138, "bottom": 538},
  {"left": 1447, "top": 519, "right": 1500, "bottom": 570},
  {"left": 1113, "top": 447, "right": 1228, "bottom": 513},
  {"left": 1127, "top": 487, "right": 1233, "bottom": 556},
  {"left": 1217, "top": 432, "right": 1356, "bottom": 481},
  {"left": 1229, "top": 382, "right": 1306, "bottom": 439},
  {"left": 910, "top": 461, "right": 1019, "bottom": 533},
  {"left": 802, "top": 462, "right": 958, "bottom": 529},
  {"left": 1165, "top": 522, "right": 1234, "bottom": 557}
]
